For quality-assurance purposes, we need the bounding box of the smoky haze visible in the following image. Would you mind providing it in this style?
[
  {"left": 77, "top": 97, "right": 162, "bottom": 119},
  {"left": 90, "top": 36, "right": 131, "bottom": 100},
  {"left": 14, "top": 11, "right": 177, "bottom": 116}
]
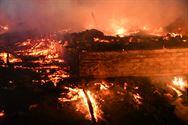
[{"left": 0, "top": 0, "right": 187, "bottom": 33}]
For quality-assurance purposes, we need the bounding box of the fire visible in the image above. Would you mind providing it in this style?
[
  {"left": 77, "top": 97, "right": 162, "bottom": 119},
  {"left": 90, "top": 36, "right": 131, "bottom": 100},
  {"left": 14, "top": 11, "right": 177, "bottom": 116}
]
[
  {"left": 142, "top": 26, "right": 149, "bottom": 31},
  {"left": 169, "top": 33, "right": 183, "bottom": 38},
  {"left": 94, "top": 81, "right": 110, "bottom": 91},
  {"left": 59, "top": 81, "right": 146, "bottom": 123},
  {"left": 15, "top": 37, "right": 63, "bottom": 64},
  {"left": 0, "top": 110, "right": 5, "bottom": 117},
  {"left": 59, "top": 86, "right": 103, "bottom": 122},
  {"left": 169, "top": 86, "right": 183, "bottom": 97},
  {"left": 0, "top": 25, "right": 9, "bottom": 32},
  {"left": 133, "top": 93, "right": 143, "bottom": 105},
  {"left": 168, "top": 77, "right": 187, "bottom": 97},
  {"left": 108, "top": 18, "right": 166, "bottom": 37},
  {"left": 172, "top": 77, "right": 187, "bottom": 91},
  {"left": 116, "top": 27, "right": 126, "bottom": 37},
  {"left": 0, "top": 52, "right": 22, "bottom": 64},
  {"left": 47, "top": 69, "right": 69, "bottom": 86},
  {"left": 12, "top": 36, "right": 67, "bottom": 86},
  {"left": 93, "top": 37, "right": 110, "bottom": 43}
]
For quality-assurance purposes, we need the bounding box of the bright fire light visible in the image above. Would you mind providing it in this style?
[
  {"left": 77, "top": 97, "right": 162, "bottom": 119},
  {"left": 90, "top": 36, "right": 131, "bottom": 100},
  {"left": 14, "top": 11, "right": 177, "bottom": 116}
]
[
  {"left": 59, "top": 86, "right": 103, "bottom": 122},
  {"left": 168, "top": 77, "right": 187, "bottom": 97},
  {"left": 172, "top": 77, "right": 187, "bottom": 91},
  {"left": 0, "top": 110, "right": 5, "bottom": 117},
  {"left": 116, "top": 27, "right": 126, "bottom": 37},
  {"left": 0, "top": 25, "right": 9, "bottom": 32}
]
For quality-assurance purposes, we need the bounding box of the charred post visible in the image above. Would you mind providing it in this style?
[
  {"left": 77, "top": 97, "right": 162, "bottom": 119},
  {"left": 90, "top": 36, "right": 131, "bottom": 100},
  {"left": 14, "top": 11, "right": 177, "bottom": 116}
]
[{"left": 83, "top": 89, "right": 96, "bottom": 125}]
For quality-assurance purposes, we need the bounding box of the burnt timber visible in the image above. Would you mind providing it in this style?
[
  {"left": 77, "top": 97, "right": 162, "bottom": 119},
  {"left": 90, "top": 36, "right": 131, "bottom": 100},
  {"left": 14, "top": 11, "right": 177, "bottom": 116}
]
[
  {"left": 62, "top": 29, "right": 188, "bottom": 78},
  {"left": 79, "top": 48, "right": 188, "bottom": 78}
]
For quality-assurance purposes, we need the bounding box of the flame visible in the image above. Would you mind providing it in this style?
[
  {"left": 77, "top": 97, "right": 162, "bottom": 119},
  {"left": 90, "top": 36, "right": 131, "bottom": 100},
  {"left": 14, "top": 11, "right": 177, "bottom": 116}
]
[
  {"left": 16, "top": 37, "right": 64, "bottom": 64},
  {"left": 59, "top": 86, "right": 102, "bottom": 122},
  {"left": 172, "top": 77, "right": 187, "bottom": 91},
  {"left": 0, "top": 52, "right": 22, "bottom": 64},
  {"left": 169, "top": 33, "right": 183, "bottom": 38},
  {"left": 12, "top": 36, "right": 67, "bottom": 86},
  {"left": 168, "top": 77, "right": 187, "bottom": 97},
  {"left": 116, "top": 27, "right": 126, "bottom": 37},
  {"left": 133, "top": 93, "right": 143, "bottom": 105}
]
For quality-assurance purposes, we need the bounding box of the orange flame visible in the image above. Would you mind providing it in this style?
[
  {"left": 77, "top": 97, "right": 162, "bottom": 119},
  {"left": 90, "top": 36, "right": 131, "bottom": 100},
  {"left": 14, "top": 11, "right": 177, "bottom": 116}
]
[
  {"left": 0, "top": 52, "right": 22, "bottom": 64},
  {"left": 168, "top": 77, "right": 187, "bottom": 97},
  {"left": 59, "top": 86, "right": 103, "bottom": 122},
  {"left": 14, "top": 37, "right": 66, "bottom": 86},
  {"left": 172, "top": 77, "right": 187, "bottom": 91},
  {"left": 133, "top": 93, "right": 143, "bottom": 105}
]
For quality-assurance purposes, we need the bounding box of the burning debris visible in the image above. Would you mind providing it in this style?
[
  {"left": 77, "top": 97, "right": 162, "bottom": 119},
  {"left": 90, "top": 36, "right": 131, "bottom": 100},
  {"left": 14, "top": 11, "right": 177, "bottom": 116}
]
[
  {"left": 0, "top": 35, "right": 69, "bottom": 86},
  {"left": 62, "top": 29, "right": 188, "bottom": 52},
  {"left": 59, "top": 85, "right": 103, "bottom": 123},
  {"left": 0, "top": 29, "right": 188, "bottom": 125},
  {"left": 0, "top": 25, "right": 8, "bottom": 34},
  {"left": 0, "top": 52, "right": 22, "bottom": 65}
]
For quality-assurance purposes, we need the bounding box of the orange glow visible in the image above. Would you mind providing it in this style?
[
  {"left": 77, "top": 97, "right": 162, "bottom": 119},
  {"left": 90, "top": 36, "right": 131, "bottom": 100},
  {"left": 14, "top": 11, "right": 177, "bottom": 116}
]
[
  {"left": 133, "top": 93, "right": 143, "bottom": 105},
  {"left": 59, "top": 86, "right": 103, "bottom": 122},
  {"left": 169, "top": 33, "right": 183, "bottom": 38},
  {"left": 47, "top": 69, "right": 69, "bottom": 86},
  {"left": 3, "top": 26, "right": 8, "bottom": 31},
  {"left": 7, "top": 36, "right": 67, "bottom": 86},
  {"left": 116, "top": 27, "right": 126, "bottom": 37},
  {"left": 142, "top": 26, "right": 149, "bottom": 31},
  {"left": 94, "top": 81, "right": 110, "bottom": 91},
  {"left": 172, "top": 77, "right": 187, "bottom": 91},
  {"left": 167, "top": 77, "right": 187, "bottom": 97},
  {"left": 0, "top": 52, "right": 22, "bottom": 64},
  {"left": 0, "top": 110, "right": 5, "bottom": 117},
  {"left": 16, "top": 38, "right": 64, "bottom": 65},
  {"left": 169, "top": 85, "right": 183, "bottom": 97},
  {"left": 0, "top": 25, "right": 9, "bottom": 32}
]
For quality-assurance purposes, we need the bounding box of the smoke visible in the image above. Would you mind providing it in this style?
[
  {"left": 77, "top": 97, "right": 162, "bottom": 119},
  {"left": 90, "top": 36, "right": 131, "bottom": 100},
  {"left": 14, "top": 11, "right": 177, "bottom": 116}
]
[{"left": 0, "top": 0, "right": 187, "bottom": 33}]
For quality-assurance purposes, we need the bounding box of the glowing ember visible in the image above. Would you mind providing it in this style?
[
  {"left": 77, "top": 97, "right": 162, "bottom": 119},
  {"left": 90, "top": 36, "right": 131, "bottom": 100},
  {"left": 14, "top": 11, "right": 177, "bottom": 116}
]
[
  {"left": 0, "top": 52, "right": 22, "bottom": 64},
  {"left": 94, "top": 81, "right": 110, "bottom": 91},
  {"left": 47, "top": 69, "right": 69, "bottom": 86},
  {"left": 0, "top": 110, "right": 5, "bottom": 117},
  {"left": 93, "top": 38, "right": 110, "bottom": 43},
  {"left": 11, "top": 36, "right": 67, "bottom": 85},
  {"left": 59, "top": 86, "right": 103, "bottom": 122},
  {"left": 0, "top": 25, "right": 8, "bottom": 32},
  {"left": 15, "top": 37, "right": 64, "bottom": 64},
  {"left": 169, "top": 33, "right": 183, "bottom": 38},
  {"left": 133, "top": 93, "right": 143, "bottom": 105}
]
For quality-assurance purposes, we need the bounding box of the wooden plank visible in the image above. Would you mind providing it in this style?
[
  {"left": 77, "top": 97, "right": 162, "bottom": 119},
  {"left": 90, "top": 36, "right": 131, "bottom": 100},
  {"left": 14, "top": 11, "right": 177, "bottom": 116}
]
[{"left": 79, "top": 48, "right": 188, "bottom": 78}]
